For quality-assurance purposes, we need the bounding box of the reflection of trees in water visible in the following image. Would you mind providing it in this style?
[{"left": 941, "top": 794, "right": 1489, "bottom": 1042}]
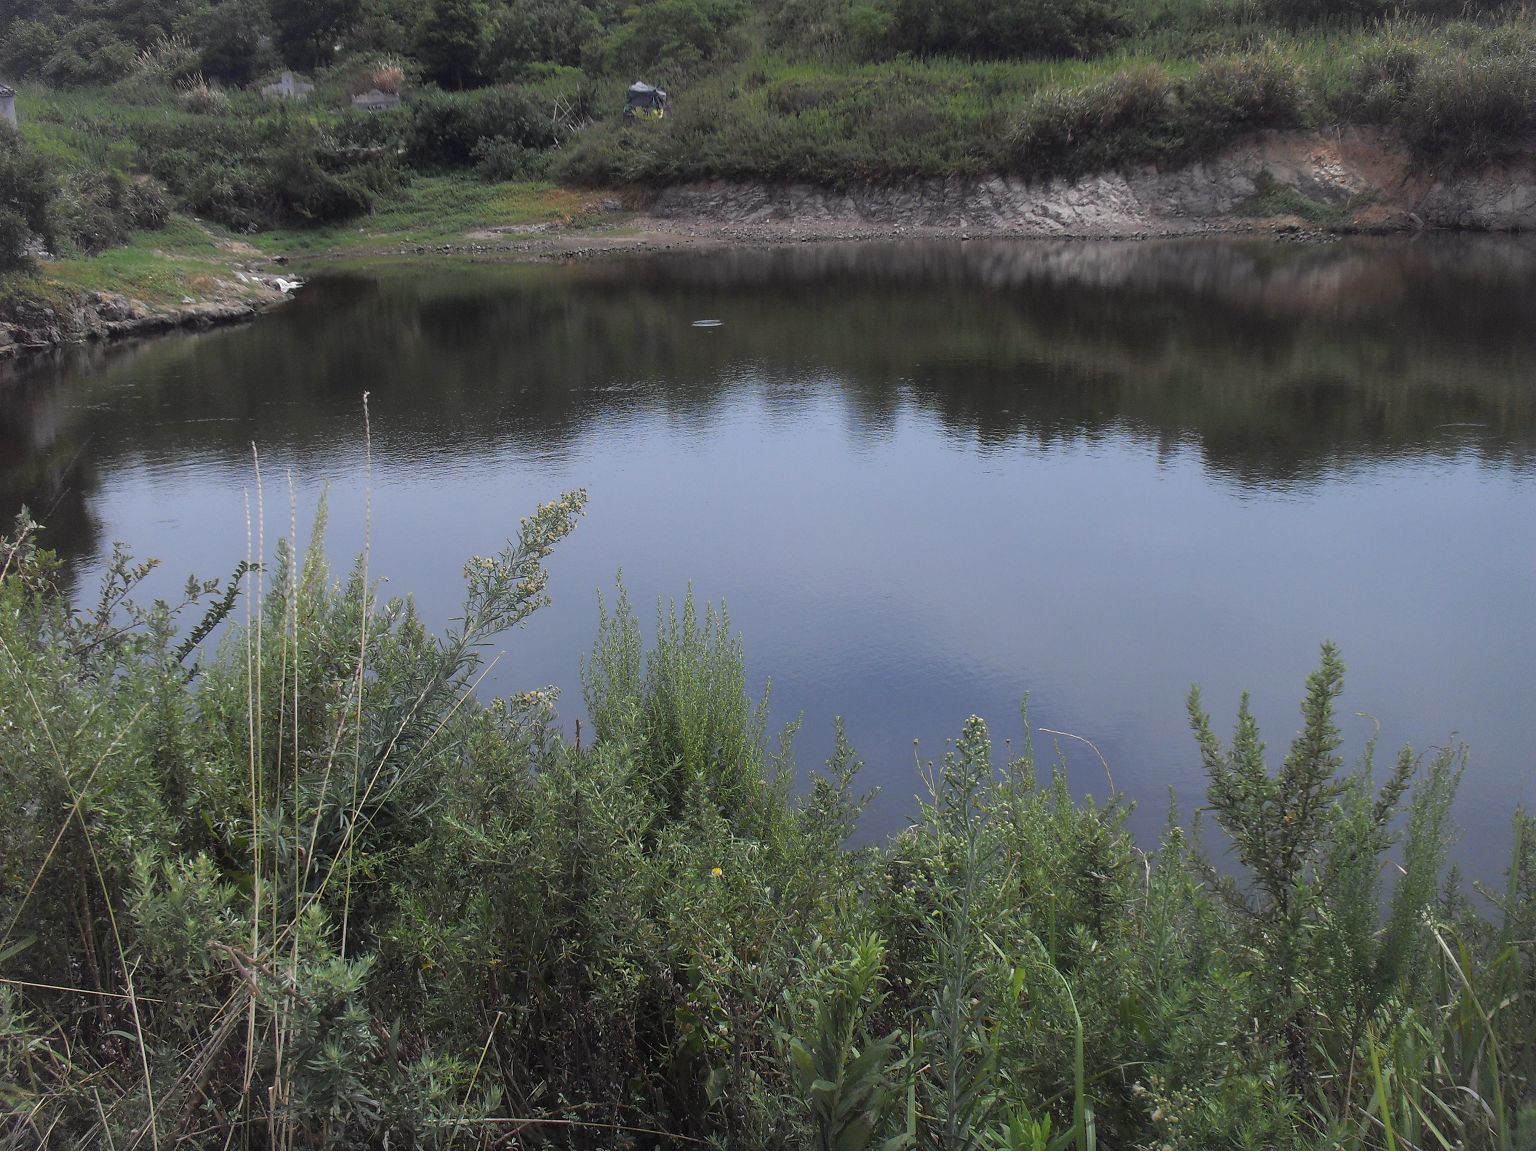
[
  {"left": 4, "top": 236, "right": 1534, "bottom": 569},
  {"left": 0, "top": 348, "right": 109, "bottom": 590}
]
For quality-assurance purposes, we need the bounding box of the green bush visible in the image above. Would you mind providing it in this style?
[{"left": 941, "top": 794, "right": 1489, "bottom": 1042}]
[
  {"left": 1398, "top": 36, "right": 1536, "bottom": 169},
  {"left": 470, "top": 135, "right": 551, "bottom": 179},
  {"left": 131, "top": 107, "right": 405, "bottom": 229},
  {"left": 52, "top": 169, "right": 170, "bottom": 254},
  {"left": 0, "top": 124, "right": 54, "bottom": 268},
  {"left": 486, "top": 0, "right": 611, "bottom": 75},
  {"left": 1179, "top": 49, "right": 1308, "bottom": 151},
  {"left": 594, "top": 0, "right": 749, "bottom": 80},
  {"left": 1008, "top": 64, "right": 1178, "bottom": 177},
  {"left": 405, "top": 86, "right": 564, "bottom": 170},
  {"left": 1325, "top": 20, "right": 1536, "bottom": 170},
  {"left": 3, "top": 491, "right": 1531, "bottom": 1149},
  {"left": 0, "top": 207, "right": 34, "bottom": 270},
  {"left": 1005, "top": 52, "right": 1305, "bottom": 179},
  {"left": 1330, "top": 26, "right": 1425, "bottom": 122},
  {"left": 766, "top": 0, "right": 895, "bottom": 59}
]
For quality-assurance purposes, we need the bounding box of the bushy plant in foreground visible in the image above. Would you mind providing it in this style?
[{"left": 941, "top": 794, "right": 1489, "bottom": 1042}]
[{"left": 1, "top": 500, "right": 1532, "bottom": 1148}]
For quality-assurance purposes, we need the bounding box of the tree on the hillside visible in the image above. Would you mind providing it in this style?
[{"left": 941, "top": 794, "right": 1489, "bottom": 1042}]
[
  {"left": 351, "top": 0, "right": 421, "bottom": 55},
  {"left": 415, "top": 0, "right": 488, "bottom": 89},
  {"left": 270, "top": 0, "right": 360, "bottom": 67},
  {"left": 192, "top": 0, "right": 276, "bottom": 85},
  {"left": 596, "top": 0, "right": 746, "bottom": 79},
  {"left": 487, "top": 0, "right": 608, "bottom": 74},
  {"left": 99, "top": 0, "right": 202, "bottom": 46}
]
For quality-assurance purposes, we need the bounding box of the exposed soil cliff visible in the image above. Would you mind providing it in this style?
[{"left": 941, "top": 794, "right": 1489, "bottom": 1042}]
[{"left": 646, "top": 128, "right": 1536, "bottom": 237}]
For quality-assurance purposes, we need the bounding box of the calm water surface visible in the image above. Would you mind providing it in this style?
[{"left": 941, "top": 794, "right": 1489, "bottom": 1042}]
[{"left": 4, "top": 236, "right": 1534, "bottom": 879}]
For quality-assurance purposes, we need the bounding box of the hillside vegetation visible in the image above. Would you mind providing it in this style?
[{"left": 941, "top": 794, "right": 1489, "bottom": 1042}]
[{"left": 2, "top": 0, "right": 1536, "bottom": 277}]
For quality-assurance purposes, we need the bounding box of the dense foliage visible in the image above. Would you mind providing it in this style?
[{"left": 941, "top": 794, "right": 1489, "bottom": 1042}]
[
  {"left": 0, "top": 0, "right": 1533, "bottom": 264},
  {"left": 1, "top": 503, "right": 1532, "bottom": 1148},
  {"left": 0, "top": 122, "right": 169, "bottom": 272}
]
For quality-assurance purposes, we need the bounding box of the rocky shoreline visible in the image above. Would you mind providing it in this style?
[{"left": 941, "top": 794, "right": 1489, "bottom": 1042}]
[{"left": 0, "top": 279, "right": 294, "bottom": 361}]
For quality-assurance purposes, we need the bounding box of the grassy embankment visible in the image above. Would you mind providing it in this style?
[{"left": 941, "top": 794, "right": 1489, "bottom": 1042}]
[
  {"left": 4, "top": 10, "right": 1536, "bottom": 316},
  {"left": 0, "top": 83, "right": 620, "bottom": 313},
  {"left": 1, "top": 497, "right": 1533, "bottom": 1149}
]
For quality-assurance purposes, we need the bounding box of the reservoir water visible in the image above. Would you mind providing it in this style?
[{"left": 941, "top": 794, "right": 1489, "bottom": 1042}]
[{"left": 4, "top": 236, "right": 1533, "bottom": 879}]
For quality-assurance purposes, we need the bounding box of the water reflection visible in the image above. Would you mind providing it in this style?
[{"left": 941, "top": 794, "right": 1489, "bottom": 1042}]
[
  {"left": 4, "top": 237, "right": 1531, "bottom": 536},
  {"left": 0, "top": 236, "right": 1531, "bottom": 879}
]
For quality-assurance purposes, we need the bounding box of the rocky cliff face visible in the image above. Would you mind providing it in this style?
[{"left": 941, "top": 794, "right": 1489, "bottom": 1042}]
[{"left": 647, "top": 127, "right": 1536, "bottom": 235}]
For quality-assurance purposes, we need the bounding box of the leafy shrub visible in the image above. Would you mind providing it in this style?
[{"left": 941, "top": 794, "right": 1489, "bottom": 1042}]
[
  {"left": 0, "top": 207, "right": 34, "bottom": 270},
  {"left": 267, "top": 129, "right": 378, "bottom": 223},
  {"left": 766, "top": 0, "right": 894, "bottom": 59},
  {"left": 1331, "top": 26, "right": 1425, "bottom": 122},
  {"left": 550, "top": 119, "right": 659, "bottom": 185},
  {"left": 1179, "top": 49, "right": 1308, "bottom": 150},
  {"left": 405, "top": 85, "right": 563, "bottom": 170},
  {"left": 1326, "top": 20, "right": 1536, "bottom": 170},
  {"left": 594, "top": 0, "right": 749, "bottom": 80},
  {"left": 132, "top": 108, "right": 404, "bottom": 229},
  {"left": 0, "top": 501, "right": 1532, "bottom": 1148},
  {"left": 1006, "top": 52, "right": 1304, "bottom": 179},
  {"left": 52, "top": 169, "right": 170, "bottom": 254},
  {"left": 470, "top": 135, "right": 550, "bottom": 179},
  {"left": 487, "top": 0, "right": 611, "bottom": 75},
  {"left": 1398, "top": 37, "right": 1536, "bottom": 169},
  {"left": 1008, "top": 65, "right": 1178, "bottom": 177},
  {"left": 0, "top": 125, "right": 54, "bottom": 268}
]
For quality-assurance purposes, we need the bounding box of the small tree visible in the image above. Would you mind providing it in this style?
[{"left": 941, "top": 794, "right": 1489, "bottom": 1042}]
[
  {"left": 270, "top": 0, "right": 360, "bottom": 68},
  {"left": 415, "top": 0, "right": 488, "bottom": 89}
]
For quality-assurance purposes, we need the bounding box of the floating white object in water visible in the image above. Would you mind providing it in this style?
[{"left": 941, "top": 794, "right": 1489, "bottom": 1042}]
[
  {"left": 274, "top": 277, "right": 304, "bottom": 294},
  {"left": 692, "top": 319, "right": 722, "bottom": 327}
]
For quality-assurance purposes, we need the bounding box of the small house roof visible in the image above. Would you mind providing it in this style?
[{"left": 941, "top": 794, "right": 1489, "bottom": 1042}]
[{"left": 628, "top": 81, "right": 658, "bottom": 94}]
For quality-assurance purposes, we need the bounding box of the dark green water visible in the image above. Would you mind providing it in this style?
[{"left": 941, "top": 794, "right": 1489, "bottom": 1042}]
[{"left": 4, "top": 236, "right": 1534, "bottom": 876}]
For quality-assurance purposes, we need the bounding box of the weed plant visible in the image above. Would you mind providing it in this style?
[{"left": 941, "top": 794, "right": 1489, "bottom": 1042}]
[{"left": 1, "top": 493, "right": 1531, "bottom": 1148}]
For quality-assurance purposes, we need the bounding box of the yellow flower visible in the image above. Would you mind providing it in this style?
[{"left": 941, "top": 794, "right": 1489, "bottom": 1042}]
[{"left": 710, "top": 867, "right": 723, "bottom": 878}]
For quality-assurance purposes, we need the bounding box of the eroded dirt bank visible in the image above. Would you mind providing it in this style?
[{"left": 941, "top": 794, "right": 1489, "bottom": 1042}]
[{"left": 643, "top": 127, "right": 1536, "bottom": 238}]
